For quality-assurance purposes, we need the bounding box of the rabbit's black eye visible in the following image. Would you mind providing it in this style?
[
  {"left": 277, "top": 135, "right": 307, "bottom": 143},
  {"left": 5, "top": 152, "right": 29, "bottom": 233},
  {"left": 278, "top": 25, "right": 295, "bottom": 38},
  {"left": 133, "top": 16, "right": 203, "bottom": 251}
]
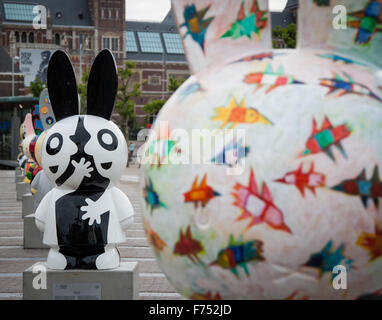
[
  {"left": 46, "top": 133, "right": 63, "bottom": 155},
  {"left": 98, "top": 129, "right": 118, "bottom": 151}
]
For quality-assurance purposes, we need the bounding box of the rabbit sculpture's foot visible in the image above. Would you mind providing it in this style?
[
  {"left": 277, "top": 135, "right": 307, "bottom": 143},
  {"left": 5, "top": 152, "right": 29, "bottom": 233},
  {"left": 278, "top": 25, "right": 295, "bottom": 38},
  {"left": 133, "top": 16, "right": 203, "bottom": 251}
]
[
  {"left": 95, "top": 245, "right": 120, "bottom": 270},
  {"left": 47, "top": 247, "right": 67, "bottom": 270}
]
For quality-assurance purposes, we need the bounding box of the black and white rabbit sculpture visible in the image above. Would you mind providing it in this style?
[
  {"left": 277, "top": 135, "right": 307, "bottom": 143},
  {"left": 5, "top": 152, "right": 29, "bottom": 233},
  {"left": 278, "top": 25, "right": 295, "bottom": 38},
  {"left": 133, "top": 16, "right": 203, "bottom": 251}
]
[{"left": 35, "top": 49, "right": 134, "bottom": 270}]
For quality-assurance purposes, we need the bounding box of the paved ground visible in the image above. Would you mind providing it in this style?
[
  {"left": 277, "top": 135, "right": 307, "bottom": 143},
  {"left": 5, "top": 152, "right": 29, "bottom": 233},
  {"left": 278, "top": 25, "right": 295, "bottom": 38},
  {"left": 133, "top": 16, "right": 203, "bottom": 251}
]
[{"left": 0, "top": 167, "right": 181, "bottom": 300}]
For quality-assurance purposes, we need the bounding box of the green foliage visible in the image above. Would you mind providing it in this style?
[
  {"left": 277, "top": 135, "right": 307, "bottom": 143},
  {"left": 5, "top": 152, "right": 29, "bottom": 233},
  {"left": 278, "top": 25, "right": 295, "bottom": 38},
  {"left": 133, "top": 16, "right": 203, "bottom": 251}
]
[
  {"left": 115, "top": 61, "right": 142, "bottom": 138},
  {"left": 168, "top": 76, "right": 186, "bottom": 92},
  {"left": 272, "top": 23, "right": 296, "bottom": 49},
  {"left": 142, "top": 76, "right": 187, "bottom": 124},
  {"left": 78, "top": 69, "right": 90, "bottom": 114},
  {"left": 143, "top": 99, "right": 166, "bottom": 118},
  {"left": 29, "top": 77, "right": 46, "bottom": 98}
]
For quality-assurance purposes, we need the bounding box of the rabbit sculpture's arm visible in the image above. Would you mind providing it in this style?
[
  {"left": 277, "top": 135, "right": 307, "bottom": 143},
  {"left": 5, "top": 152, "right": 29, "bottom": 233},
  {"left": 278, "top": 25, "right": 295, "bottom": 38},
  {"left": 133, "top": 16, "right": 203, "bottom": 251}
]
[
  {"left": 35, "top": 189, "right": 53, "bottom": 232},
  {"left": 80, "top": 191, "right": 110, "bottom": 226},
  {"left": 111, "top": 187, "right": 134, "bottom": 230},
  {"left": 56, "top": 157, "right": 94, "bottom": 191}
]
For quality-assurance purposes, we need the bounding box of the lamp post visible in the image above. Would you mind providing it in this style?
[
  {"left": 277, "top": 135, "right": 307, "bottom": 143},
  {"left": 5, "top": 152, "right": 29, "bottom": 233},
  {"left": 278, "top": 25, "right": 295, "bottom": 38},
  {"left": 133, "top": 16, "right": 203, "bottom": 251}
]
[
  {"left": 161, "top": 50, "right": 165, "bottom": 100},
  {"left": 79, "top": 42, "right": 83, "bottom": 82},
  {"left": 12, "top": 55, "right": 20, "bottom": 97}
]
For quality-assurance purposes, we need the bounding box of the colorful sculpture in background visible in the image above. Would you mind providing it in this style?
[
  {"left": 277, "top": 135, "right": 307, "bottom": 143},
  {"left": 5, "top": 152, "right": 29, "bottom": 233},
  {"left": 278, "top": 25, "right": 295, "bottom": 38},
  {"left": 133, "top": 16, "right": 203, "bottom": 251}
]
[
  {"left": 17, "top": 88, "right": 57, "bottom": 192},
  {"left": 30, "top": 89, "right": 56, "bottom": 209},
  {"left": 16, "top": 116, "right": 30, "bottom": 170},
  {"left": 20, "top": 113, "right": 38, "bottom": 184},
  {"left": 35, "top": 50, "right": 134, "bottom": 270},
  {"left": 139, "top": 0, "right": 382, "bottom": 299}
]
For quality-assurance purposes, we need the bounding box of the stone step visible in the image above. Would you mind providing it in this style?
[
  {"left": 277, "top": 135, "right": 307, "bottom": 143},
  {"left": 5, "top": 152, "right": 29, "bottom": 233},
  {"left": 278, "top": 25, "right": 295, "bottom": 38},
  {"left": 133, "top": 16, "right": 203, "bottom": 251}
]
[
  {"left": 0, "top": 230, "right": 23, "bottom": 237},
  {"left": 0, "top": 247, "right": 48, "bottom": 259},
  {"left": 119, "top": 247, "right": 155, "bottom": 259},
  {"left": 0, "top": 223, "right": 23, "bottom": 230},
  {"left": 0, "top": 237, "right": 23, "bottom": 246}
]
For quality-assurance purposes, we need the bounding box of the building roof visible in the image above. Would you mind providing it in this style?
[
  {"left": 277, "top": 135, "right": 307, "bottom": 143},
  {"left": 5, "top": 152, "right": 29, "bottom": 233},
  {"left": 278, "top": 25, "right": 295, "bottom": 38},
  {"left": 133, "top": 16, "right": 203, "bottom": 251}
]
[
  {"left": 271, "top": 0, "right": 298, "bottom": 29},
  {"left": 125, "top": 10, "right": 186, "bottom": 63},
  {"left": 0, "top": 46, "right": 20, "bottom": 73},
  {"left": 125, "top": 5, "right": 300, "bottom": 63},
  {"left": 0, "top": 0, "right": 92, "bottom": 27}
]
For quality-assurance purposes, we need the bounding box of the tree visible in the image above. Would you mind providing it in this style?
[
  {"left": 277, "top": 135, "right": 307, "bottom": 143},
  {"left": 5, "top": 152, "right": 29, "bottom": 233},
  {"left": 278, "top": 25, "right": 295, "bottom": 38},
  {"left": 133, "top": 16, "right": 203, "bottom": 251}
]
[
  {"left": 77, "top": 69, "right": 90, "bottom": 114},
  {"left": 168, "top": 75, "right": 186, "bottom": 92},
  {"left": 115, "top": 61, "right": 142, "bottom": 139},
  {"left": 272, "top": 23, "right": 296, "bottom": 49},
  {"left": 143, "top": 99, "right": 166, "bottom": 124},
  {"left": 30, "top": 77, "right": 45, "bottom": 97},
  {"left": 142, "top": 76, "right": 187, "bottom": 123}
]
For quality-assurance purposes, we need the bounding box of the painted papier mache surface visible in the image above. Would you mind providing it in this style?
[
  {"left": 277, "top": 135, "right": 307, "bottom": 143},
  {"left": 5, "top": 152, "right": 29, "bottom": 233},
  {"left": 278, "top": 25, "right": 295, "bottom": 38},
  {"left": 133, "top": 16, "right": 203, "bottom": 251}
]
[
  {"left": 35, "top": 50, "right": 134, "bottom": 270},
  {"left": 139, "top": 0, "right": 382, "bottom": 299},
  {"left": 30, "top": 89, "right": 56, "bottom": 206}
]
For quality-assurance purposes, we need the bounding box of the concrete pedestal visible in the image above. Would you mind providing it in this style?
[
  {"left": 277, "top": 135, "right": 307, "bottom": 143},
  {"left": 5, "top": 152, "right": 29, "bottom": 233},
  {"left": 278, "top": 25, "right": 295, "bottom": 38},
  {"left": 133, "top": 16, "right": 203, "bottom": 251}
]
[
  {"left": 15, "top": 168, "right": 23, "bottom": 183},
  {"left": 23, "top": 261, "right": 139, "bottom": 300},
  {"left": 15, "top": 174, "right": 24, "bottom": 184},
  {"left": 23, "top": 214, "right": 47, "bottom": 249},
  {"left": 22, "top": 193, "right": 35, "bottom": 218},
  {"left": 16, "top": 182, "right": 30, "bottom": 201}
]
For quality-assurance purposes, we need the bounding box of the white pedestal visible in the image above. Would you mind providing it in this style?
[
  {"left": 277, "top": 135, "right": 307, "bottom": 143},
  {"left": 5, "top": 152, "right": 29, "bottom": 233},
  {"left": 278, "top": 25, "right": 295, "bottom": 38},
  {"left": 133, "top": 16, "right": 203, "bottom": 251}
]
[
  {"left": 22, "top": 193, "right": 35, "bottom": 218},
  {"left": 23, "top": 214, "right": 48, "bottom": 249},
  {"left": 23, "top": 262, "right": 139, "bottom": 300},
  {"left": 16, "top": 182, "right": 30, "bottom": 201}
]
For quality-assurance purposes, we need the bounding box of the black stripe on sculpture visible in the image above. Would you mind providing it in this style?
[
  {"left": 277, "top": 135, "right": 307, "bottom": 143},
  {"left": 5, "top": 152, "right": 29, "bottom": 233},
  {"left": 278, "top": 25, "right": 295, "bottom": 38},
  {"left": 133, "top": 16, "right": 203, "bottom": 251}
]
[
  {"left": 47, "top": 50, "right": 79, "bottom": 121},
  {"left": 87, "top": 49, "right": 118, "bottom": 120}
]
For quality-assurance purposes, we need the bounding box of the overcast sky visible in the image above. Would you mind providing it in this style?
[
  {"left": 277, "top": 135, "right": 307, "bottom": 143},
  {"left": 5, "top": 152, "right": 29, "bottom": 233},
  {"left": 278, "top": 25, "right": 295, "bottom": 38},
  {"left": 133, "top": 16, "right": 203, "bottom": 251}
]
[
  {"left": 125, "top": 0, "right": 171, "bottom": 22},
  {"left": 125, "top": 0, "right": 288, "bottom": 21}
]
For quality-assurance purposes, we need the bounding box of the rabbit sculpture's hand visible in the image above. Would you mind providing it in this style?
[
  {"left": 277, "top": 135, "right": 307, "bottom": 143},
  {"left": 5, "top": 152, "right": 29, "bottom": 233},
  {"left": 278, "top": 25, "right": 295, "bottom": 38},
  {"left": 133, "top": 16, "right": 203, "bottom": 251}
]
[
  {"left": 71, "top": 157, "right": 93, "bottom": 179},
  {"left": 81, "top": 198, "right": 105, "bottom": 226}
]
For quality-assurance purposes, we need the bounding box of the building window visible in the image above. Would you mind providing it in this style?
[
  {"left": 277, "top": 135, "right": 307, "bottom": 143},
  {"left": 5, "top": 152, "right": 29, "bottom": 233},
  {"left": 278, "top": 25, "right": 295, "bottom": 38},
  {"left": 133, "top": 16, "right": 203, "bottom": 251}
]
[
  {"left": 125, "top": 31, "right": 138, "bottom": 52},
  {"left": 28, "top": 32, "right": 34, "bottom": 43},
  {"left": 148, "top": 76, "right": 161, "bottom": 86},
  {"left": 87, "top": 37, "right": 92, "bottom": 49},
  {"left": 55, "top": 33, "right": 60, "bottom": 45},
  {"left": 163, "top": 33, "right": 184, "bottom": 54},
  {"left": 3, "top": 3, "right": 36, "bottom": 22},
  {"left": 21, "top": 32, "right": 27, "bottom": 43},
  {"left": 108, "top": 8, "right": 112, "bottom": 19},
  {"left": 111, "top": 38, "right": 118, "bottom": 51},
  {"left": 102, "top": 37, "right": 110, "bottom": 49},
  {"left": 137, "top": 32, "right": 163, "bottom": 53},
  {"left": 15, "top": 31, "right": 19, "bottom": 42},
  {"left": 115, "top": 8, "right": 119, "bottom": 19},
  {"left": 101, "top": 2, "right": 105, "bottom": 19}
]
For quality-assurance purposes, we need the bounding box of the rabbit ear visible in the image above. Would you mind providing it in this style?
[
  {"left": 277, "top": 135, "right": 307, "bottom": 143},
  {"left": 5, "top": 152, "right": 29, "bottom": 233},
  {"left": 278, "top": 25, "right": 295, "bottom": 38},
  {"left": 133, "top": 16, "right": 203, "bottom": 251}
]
[
  {"left": 298, "top": 0, "right": 382, "bottom": 68},
  {"left": 172, "top": 0, "right": 271, "bottom": 74},
  {"left": 87, "top": 49, "right": 118, "bottom": 120},
  {"left": 47, "top": 50, "right": 79, "bottom": 121}
]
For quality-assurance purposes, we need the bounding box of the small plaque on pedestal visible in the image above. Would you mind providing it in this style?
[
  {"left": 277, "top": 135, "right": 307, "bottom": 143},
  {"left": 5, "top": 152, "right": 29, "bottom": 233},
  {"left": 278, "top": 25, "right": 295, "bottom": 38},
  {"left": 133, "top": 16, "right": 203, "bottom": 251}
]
[{"left": 23, "top": 261, "right": 139, "bottom": 300}]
